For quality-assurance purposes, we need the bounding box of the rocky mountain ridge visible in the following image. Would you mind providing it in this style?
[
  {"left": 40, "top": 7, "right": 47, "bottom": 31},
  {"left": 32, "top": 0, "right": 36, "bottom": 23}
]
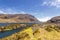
[
  {"left": 47, "top": 16, "right": 60, "bottom": 23},
  {"left": 0, "top": 14, "right": 39, "bottom": 23}
]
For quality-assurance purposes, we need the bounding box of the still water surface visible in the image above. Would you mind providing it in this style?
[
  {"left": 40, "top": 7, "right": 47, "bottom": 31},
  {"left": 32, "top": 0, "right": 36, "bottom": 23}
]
[{"left": 0, "top": 23, "right": 38, "bottom": 38}]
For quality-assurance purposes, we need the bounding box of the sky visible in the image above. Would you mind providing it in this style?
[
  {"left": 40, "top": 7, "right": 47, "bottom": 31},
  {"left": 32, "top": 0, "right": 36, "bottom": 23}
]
[{"left": 0, "top": 0, "right": 60, "bottom": 22}]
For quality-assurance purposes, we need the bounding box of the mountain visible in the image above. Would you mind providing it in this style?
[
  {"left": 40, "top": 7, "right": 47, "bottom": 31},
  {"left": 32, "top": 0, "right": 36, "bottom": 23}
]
[
  {"left": 47, "top": 16, "right": 60, "bottom": 23},
  {"left": 0, "top": 15, "right": 60, "bottom": 40},
  {"left": 0, "top": 14, "right": 39, "bottom": 23}
]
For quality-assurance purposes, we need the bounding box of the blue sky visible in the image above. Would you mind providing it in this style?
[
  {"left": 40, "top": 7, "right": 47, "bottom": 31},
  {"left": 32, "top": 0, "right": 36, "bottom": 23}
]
[{"left": 0, "top": 0, "right": 60, "bottom": 22}]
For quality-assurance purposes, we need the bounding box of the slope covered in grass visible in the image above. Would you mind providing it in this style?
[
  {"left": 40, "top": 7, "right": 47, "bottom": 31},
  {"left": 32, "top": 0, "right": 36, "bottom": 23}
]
[{"left": 0, "top": 23, "right": 60, "bottom": 40}]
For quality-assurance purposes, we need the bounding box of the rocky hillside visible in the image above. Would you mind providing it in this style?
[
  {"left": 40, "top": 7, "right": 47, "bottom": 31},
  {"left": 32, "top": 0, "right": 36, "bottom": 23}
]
[
  {"left": 47, "top": 16, "right": 60, "bottom": 23},
  {"left": 0, "top": 14, "right": 39, "bottom": 23}
]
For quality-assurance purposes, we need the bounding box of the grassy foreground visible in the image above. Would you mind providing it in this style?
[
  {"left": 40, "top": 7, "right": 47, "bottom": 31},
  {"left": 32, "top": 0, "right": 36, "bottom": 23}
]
[{"left": 0, "top": 23, "right": 60, "bottom": 40}]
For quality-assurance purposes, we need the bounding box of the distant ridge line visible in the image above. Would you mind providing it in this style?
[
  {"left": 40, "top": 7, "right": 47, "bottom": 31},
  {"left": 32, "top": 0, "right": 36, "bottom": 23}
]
[{"left": 0, "top": 22, "right": 40, "bottom": 24}]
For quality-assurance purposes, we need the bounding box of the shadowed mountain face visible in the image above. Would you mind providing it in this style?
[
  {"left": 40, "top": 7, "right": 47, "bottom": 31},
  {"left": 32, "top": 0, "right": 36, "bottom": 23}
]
[
  {"left": 0, "top": 14, "right": 39, "bottom": 23},
  {"left": 47, "top": 16, "right": 60, "bottom": 23}
]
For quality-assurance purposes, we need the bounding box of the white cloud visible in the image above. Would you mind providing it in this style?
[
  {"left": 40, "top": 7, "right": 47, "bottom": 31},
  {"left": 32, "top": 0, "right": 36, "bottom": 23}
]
[
  {"left": 0, "top": 10, "right": 4, "bottom": 13},
  {"left": 42, "top": 0, "right": 60, "bottom": 8},
  {"left": 0, "top": 8, "right": 26, "bottom": 14},
  {"left": 37, "top": 17, "right": 51, "bottom": 22},
  {"left": 0, "top": 10, "right": 7, "bottom": 14},
  {"left": 18, "top": 11, "right": 26, "bottom": 14}
]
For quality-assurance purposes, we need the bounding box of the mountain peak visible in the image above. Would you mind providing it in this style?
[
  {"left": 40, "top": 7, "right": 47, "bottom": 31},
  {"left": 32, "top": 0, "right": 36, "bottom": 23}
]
[{"left": 0, "top": 14, "right": 39, "bottom": 23}]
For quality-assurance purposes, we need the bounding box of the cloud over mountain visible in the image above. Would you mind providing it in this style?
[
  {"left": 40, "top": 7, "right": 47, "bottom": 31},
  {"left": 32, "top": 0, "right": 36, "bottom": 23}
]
[{"left": 37, "top": 17, "right": 51, "bottom": 22}]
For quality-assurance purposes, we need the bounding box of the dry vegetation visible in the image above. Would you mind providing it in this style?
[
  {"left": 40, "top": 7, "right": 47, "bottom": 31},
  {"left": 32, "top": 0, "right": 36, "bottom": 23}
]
[
  {"left": 0, "top": 23, "right": 60, "bottom": 40},
  {"left": 0, "top": 24, "right": 27, "bottom": 32}
]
